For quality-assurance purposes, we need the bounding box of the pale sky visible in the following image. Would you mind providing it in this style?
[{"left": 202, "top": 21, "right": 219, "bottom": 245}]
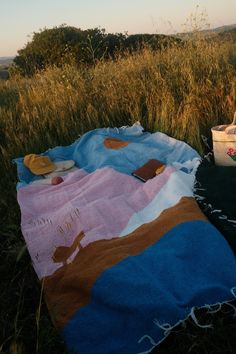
[{"left": 0, "top": 0, "right": 235, "bottom": 57}]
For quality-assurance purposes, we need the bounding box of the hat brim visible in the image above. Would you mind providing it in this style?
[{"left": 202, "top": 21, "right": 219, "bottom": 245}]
[
  {"left": 43, "top": 166, "right": 78, "bottom": 178},
  {"left": 54, "top": 160, "right": 75, "bottom": 172},
  {"left": 32, "top": 178, "right": 52, "bottom": 185}
]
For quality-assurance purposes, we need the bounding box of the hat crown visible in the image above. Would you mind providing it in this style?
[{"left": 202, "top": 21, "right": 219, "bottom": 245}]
[{"left": 23, "top": 154, "right": 56, "bottom": 175}]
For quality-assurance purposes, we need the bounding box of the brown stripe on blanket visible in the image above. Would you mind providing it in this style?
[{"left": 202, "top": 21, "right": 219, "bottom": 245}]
[
  {"left": 104, "top": 137, "right": 129, "bottom": 149},
  {"left": 43, "top": 197, "right": 207, "bottom": 329},
  {"left": 52, "top": 232, "right": 85, "bottom": 264}
]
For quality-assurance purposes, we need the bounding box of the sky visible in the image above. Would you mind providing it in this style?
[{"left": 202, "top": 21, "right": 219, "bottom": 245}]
[{"left": 0, "top": 0, "right": 236, "bottom": 57}]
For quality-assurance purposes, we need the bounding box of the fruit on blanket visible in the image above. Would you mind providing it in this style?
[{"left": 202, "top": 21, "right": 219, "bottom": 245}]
[{"left": 51, "top": 176, "right": 64, "bottom": 185}]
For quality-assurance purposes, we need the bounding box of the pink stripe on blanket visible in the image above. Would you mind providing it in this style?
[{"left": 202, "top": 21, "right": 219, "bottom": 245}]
[{"left": 17, "top": 167, "right": 174, "bottom": 278}]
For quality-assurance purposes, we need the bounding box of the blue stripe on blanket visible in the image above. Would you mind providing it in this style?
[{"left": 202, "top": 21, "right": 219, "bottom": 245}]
[
  {"left": 62, "top": 220, "right": 236, "bottom": 354},
  {"left": 14, "top": 123, "right": 200, "bottom": 187}
]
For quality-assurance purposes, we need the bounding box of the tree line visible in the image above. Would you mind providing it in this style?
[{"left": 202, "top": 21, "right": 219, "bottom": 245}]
[{"left": 12, "top": 25, "right": 182, "bottom": 76}]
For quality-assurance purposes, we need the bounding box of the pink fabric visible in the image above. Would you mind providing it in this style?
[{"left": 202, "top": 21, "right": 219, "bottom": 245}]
[{"left": 17, "top": 167, "right": 174, "bottom": 278}]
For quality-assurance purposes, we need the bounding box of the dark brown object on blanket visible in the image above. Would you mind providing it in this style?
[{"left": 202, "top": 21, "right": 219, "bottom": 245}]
[{"left": 132, "top": 159, "right": 165, "bottom": 182}]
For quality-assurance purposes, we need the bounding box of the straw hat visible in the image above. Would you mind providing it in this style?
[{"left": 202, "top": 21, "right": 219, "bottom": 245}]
[{"left": 24, "top": 154, "right": 56, "bottom": 175}]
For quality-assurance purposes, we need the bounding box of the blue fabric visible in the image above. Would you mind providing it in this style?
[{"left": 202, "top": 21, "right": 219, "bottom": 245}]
[
  {"left": 14, "top": 124, "right": 200, "bottom": 187},
  {"left": 62, "top": 220, "right": 236, "bottom": 354}
]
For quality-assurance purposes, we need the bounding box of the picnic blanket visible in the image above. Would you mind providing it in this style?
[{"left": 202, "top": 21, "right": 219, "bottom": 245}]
[
  {"left": 195, "top": 153, "right": 236, "bottom": 255},
  {"left": 15, "top": 123, "right": 236, "bottom": 354}
]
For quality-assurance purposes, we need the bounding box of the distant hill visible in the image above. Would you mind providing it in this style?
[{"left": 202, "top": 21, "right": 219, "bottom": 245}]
[
  {"left": 204, "top": 24, "right": 236, "bottom": 34},
  {"left": 0, "top": 56, "right": 14, "bottom": 67},
  {"left": 0, "top": 57, "right": 13, "bottom": 80},
  {"left": 218, "top": 27, "right": 236, "bottom": 41},
  {"left": 175, "top": 23, "right": 236, "bottom": 39}
]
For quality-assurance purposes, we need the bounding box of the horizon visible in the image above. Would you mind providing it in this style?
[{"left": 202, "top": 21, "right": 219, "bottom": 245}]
[
  {"left": 0, "top": 0, "right": 236, "bottom": 57},
  {"left": 0, "top": 21, "right": 235, "bottom": 60}
]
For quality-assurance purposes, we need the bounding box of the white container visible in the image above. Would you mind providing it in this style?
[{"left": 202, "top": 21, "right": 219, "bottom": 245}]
[{"left": 211, "top": 112, "right": 236, "bottom": 166}]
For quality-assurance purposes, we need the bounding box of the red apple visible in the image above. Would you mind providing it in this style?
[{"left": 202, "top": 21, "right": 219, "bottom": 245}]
[{"left": 51, "top": 176, "right": 64, "bottom": 185}]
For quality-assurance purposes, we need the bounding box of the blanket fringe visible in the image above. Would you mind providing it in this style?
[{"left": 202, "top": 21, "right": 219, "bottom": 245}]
[
  {"left": 189, "top": 307, "right": 213, "bottom": 329},
  {"left": 194, "top": 180, "right": 236, "bottom": 228},
  {"left": 137, "top": 289, "right": 236, "bottom": 354},
  {"left": 137, "top": 335, "right": 158, "bottom": 354}
]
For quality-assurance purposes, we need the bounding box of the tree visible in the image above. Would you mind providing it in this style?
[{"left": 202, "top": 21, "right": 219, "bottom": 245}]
[
  {"left": 13, "top": 25, "right": 182, "bottom": 76},
  {"left": 14, "top": 26, "right": 85, "bottom": 75}
]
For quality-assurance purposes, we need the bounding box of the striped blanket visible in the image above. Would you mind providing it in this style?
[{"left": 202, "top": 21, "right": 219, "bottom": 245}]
[
  {"left": 195, "top": 153, "right": 236, "bottom": 255},
  {"left": 15, "top": 123, "right": 236, "bottom": 354}
]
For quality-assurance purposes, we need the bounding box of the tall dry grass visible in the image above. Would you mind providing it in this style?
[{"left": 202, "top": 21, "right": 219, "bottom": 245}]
[
  {"left": 1, "top": 37, "right": 236, "bottom": 171},
  {"left": 1, "top": 35, "right": 236, "bottom": 354}
]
